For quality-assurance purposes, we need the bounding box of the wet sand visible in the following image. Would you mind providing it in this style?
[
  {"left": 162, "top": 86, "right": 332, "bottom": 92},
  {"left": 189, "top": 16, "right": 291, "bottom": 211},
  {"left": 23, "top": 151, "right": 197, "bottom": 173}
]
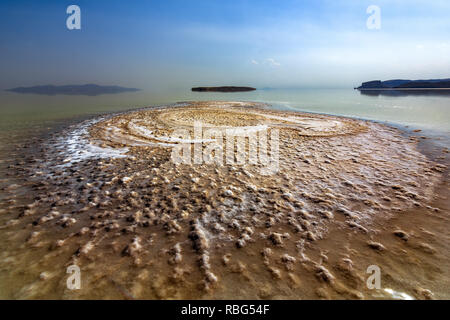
[{"left": 0, "top": 101, "right": 448, "bottom": 299}]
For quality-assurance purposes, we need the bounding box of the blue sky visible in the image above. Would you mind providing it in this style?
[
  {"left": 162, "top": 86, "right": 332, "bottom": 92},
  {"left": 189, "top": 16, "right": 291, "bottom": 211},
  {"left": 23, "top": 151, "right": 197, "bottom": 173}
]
[{"left": 0, "top": 0, "right": 449, "bottom": 89}]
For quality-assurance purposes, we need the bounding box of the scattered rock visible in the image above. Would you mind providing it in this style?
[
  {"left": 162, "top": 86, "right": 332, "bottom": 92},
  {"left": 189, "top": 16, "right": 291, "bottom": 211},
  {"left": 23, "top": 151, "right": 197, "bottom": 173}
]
[
  {"left": 367, "top": 241, "right": 386, "bottom": 251},
  {"left": 393, "top": 230, "right": 409, "bottom": 241},
  {"left": 269, "top": 232, "right": 283, "bottom": 246}
]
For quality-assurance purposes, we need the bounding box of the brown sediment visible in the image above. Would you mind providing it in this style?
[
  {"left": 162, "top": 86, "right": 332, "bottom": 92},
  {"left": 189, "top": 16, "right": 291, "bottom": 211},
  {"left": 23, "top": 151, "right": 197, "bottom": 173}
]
[{"left": 0, "top": 101, "right": 448, "bottom": 299}]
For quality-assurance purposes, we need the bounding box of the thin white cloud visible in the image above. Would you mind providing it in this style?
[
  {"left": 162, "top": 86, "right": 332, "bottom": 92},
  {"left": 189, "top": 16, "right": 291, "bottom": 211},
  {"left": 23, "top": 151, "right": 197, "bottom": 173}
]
[
  {"left": 265, "top": 58, "right": 281, "bottom": 67},
  {"left": 251, "top": 58, "right": 281, "bottom": 67}
]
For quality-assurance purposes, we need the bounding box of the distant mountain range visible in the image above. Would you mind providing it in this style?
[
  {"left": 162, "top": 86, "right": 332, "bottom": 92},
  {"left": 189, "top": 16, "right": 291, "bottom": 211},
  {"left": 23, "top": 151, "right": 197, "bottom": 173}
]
[
  {"left": 6, "top": 84, "right": 140, "bottom": 96},
  {"left": 356, "top": 79, "right": 450, "bottom": 90}
]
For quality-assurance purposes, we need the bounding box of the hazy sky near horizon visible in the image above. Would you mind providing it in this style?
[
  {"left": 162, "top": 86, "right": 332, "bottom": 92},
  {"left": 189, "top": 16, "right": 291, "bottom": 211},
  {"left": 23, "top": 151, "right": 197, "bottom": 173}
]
[{"left": 0, "top": 0, "right": 449, "bottom": 90}]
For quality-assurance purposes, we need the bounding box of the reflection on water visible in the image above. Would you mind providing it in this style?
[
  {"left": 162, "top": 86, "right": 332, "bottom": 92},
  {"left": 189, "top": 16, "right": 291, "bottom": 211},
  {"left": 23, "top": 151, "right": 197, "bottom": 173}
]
[
  {"left": 0, "top": 88, "right": 449, "bottom": 148},
  {"left": 358, "top": 89, "right": 450, "bottom": 97}
]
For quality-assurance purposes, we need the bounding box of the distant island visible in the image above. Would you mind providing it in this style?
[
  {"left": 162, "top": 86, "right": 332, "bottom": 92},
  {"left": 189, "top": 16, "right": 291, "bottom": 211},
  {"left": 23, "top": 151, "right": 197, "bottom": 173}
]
[
  {"left": 6, "top": 84, "right": 140, "bottom": 96},
  {"left": 356, "top": 78, "right": 450, "bottom": 90},
  {"left": 192, "top": 86, "right": 256, "bottom": 92}
]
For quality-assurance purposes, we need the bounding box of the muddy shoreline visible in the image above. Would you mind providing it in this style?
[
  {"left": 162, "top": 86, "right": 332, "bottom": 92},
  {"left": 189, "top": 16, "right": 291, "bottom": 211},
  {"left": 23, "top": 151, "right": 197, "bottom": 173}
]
[{"left": 0, "top": 101, "right": 448, "bottom": 299}]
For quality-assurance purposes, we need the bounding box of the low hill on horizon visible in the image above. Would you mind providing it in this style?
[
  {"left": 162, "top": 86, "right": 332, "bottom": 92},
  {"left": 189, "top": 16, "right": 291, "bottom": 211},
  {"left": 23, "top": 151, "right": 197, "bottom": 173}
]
[
  {"left": 356, "top": 78, "right": 450, "bottom": 90},
  {"left": 6, "top": 84, "right": 140, "bottom": 96}
]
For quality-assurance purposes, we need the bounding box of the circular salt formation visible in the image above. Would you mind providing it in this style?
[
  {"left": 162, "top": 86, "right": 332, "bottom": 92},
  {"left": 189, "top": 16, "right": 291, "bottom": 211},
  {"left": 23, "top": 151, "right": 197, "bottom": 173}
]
[{"left": 89, "top": 101, "right": 363, "bottom": 149}]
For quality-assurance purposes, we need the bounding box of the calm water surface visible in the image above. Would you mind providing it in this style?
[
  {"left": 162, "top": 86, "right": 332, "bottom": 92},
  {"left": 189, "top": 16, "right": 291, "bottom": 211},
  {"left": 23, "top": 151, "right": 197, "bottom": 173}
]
[{"left": 0, "top": 88, "right": 449, "bottom": 148}]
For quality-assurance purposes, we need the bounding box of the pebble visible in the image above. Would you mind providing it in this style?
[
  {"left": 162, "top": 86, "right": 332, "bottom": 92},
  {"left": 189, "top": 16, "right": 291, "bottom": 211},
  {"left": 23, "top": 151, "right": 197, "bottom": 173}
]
[
  {"left": 393, "top": 230, "right": 409, "bottom": 241},
  {"left": 120, "top": 177, "right": 132, "bottom": 184},
  {"left": 367, "top": 241, "right": 386, "bottom": 251},
  {"left": 269, "top": 232, "right": 283, "bottom": 246}
]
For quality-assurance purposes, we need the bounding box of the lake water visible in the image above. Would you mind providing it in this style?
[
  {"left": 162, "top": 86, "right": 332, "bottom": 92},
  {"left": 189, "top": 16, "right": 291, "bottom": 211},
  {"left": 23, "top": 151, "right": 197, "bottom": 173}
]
[{"left": 0, "top": 88, "right": 449, "bottom": 148}]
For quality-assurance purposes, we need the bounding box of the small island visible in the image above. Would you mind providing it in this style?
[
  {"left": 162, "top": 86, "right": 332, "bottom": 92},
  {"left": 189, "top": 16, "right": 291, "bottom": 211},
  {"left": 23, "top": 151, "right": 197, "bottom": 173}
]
[{"left": 192, "top": 86, "right": 256, "bottom": 92}]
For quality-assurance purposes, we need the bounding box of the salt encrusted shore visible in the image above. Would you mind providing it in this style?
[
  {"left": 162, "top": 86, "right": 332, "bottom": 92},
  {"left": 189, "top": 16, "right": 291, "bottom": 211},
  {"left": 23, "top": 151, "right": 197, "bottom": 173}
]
[{"left": 0, "top": 101, "right": 447, "bottom": 299}]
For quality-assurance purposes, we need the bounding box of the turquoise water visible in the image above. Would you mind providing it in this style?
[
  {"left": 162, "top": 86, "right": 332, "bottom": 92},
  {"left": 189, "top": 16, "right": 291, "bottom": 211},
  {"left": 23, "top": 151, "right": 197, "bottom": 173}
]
[{"left": 0, "top": 88, "right": 449, "bottom": 146}]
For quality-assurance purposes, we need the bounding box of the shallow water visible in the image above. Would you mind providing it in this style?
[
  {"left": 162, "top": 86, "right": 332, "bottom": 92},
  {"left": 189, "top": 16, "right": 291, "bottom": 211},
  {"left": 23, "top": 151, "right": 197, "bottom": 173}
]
[{"left": 0, "top": 88, "right": 449, "bottom": 147}]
